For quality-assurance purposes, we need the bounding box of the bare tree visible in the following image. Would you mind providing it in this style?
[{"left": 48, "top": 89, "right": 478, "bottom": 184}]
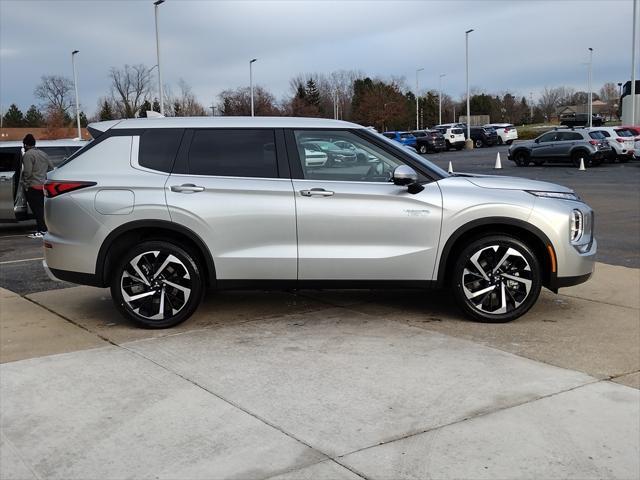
[
  {"left": 538, "top": 86, "right": 564, "bottom": 119},
  {"left": 34, "top": 75, "right": 74, "bottom": 114},
  {"left": 109, "top": 64, "right": 152, "bottom": 118},
  {"left": 218, "top": 86, "right": 280, "bottom": 116},
  {"left": 172, "top": 79, "right": 207, "bottom": 116}
]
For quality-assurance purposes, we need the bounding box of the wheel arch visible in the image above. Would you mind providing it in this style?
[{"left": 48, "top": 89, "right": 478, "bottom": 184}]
[
  {"left": 97, "top": 220, "right": 216, "bottom": 288},
  {"left": 436, "top": 217, "right": 557, "bottom": 291}
]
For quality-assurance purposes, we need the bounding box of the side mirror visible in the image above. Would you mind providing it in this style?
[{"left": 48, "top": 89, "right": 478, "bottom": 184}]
[
  {"left": 392, "top": 165, "right": 424, "bottom": 194},
  {"left": 534, "top": 138, "right": 540, "bottom": 143},
  {"left": 392, "top": 165, "right": 417, "bottom": 186}
]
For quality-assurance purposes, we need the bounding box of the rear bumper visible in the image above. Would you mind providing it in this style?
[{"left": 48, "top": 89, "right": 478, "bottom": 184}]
[{"left": 43, "top": 260, "right": 104, "bottom": 287}]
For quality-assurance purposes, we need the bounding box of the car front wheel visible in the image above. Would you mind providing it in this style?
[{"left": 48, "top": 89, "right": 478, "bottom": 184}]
[
  {"left": 418, "top": 144, "right": 428, "bottom": 154},
  {"left": 452, "top": 235, "right": 542, "bottom": 323},
  {"left": 110, "top": 240, "right": 204, "bottom": 328}
]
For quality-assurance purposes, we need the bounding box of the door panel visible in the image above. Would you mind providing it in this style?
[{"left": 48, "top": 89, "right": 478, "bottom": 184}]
[
  {"left": 0, "top": 148, "right": 21, "bottom": 220},
  {"left": 292, "top": 180, "right": 442, "bottom": 280}
]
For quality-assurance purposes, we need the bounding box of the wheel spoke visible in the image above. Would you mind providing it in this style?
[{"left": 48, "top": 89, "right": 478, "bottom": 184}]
[
  {"left": 468, "top": 284, "right": 496, "bottom": 299},
  {"left": 123, "top": 289, "right": 157, "bottom": 302},
  {"left": 469, "top": 252, "right": 490, "bottom": 281},
  {"left": 501, "top": 273, "right": 532, "bottom": 289}
]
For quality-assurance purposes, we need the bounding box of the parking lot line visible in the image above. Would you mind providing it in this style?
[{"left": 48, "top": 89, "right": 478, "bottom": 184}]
[{"left": 0, "top": 257, "right": 43, "bottom": 265}]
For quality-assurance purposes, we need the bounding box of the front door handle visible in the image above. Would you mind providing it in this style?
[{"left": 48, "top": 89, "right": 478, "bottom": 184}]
[
  {"left": 171, "top": 184, "right": 205, "bottom": 193},
  {"left": 300, "top": 188, "right": 334, "bottom": 197}
]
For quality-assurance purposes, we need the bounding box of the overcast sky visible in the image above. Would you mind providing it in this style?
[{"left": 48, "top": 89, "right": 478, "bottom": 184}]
[{"left": 0, "top": 0, "right": 636, "bottom": 116}]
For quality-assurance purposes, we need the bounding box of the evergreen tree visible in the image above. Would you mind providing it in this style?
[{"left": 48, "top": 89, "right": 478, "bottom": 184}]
[
  {"left": 305, "top": 79, "right": 321, "bottom": 108},
  {"left": 99, "top": 100, "right": 114, "bottom": 121},
  {"left": 3, "top": 104, "right": 24, "bottom": 127},
  {"left": 295, "top": 84, "right": 306, "bottom": 101},
  {"left": 173, "top": 101, "right": 182, "bottom": 117},
  {"left": 24, "top": 105, "right": 44, "bottom": 127},
  {"left": 152, "top": 98, "right": 161, "bottom": 113},
  {"left": 138, "top": 100, "right": 152, "bottom": 117},
  {"left": 79, "top": 112, "right": 88, "bottom": 128}
]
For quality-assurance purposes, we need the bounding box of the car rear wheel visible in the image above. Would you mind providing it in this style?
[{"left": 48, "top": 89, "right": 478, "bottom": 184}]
[
  {"left": 571, "top": 151, "right": 589, "bottom": 168},
  {"left": 514, "top": 151, "right": 530, "bottom": 166},
  {"left": 619, "top": 155, "right": 630, "bottom": 163},
  {"left": 452, "top": 235, "right": 542, "bottom": 323},
  {"left": 497, "top": 137, "right": 504, "bottom": 145},
  {"left": 110, "top": 240, "right": 204, "bottom": 328},
  {"left": 418, "top": 144, "right": 428, "bottom": 154},
  {"left": 474, "top": 139, "right": 484, "bottom": 148}
]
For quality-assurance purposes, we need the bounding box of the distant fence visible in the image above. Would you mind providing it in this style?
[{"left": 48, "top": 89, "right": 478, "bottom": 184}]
[
  {"left": 458, "top": 115, "right": 490, "bottom": 126},
  {"left": 0, "top": 127, "right": 91, "bottom": 142}
]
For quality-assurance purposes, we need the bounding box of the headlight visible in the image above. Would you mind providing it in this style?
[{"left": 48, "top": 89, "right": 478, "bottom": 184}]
[
  {"left": 570, "top": 209, "right": 594, "bottom": 253},
  {"left": 527, "top": 190, "right": 581, "bottom": 202}
]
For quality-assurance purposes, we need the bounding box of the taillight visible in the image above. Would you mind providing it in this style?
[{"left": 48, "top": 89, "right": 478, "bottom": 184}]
[
  {"left": 616, "top": 138, "right": 625, "bottom": 143},
  {"left": 44, "top": 181, "right": 96, "bottom": 198},
  {"left": 504, "top": 127, "right": 510, "bottom": 133},
  {"left": 588, "top": 140, "right": 598, "bottom": 145}
]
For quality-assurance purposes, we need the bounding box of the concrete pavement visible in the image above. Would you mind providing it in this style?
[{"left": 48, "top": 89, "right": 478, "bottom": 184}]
[{"left": 0, "top": 262, "right": 638, "bottom": 479}]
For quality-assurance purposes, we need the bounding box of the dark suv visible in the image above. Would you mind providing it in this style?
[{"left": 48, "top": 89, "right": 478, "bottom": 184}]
[
  {"left": 411, "top": 130, "right": 447, "bottom": 153},
  {"left": 508, "top": 129, "right": 611, "bottom": 167},
  {"left": 469, "top": 126, "right": 498, "bottom": 148}
]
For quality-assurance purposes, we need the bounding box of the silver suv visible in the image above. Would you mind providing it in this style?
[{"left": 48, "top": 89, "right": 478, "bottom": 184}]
[
  {"left": 508, "top": 128, "right": 611, "bottom": 167},
  {"left": 43, "top": 118, "right": 596, "bottom": 328}
]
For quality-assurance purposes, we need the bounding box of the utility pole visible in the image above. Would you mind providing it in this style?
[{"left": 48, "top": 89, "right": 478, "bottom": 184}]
[
  {"left": 72, "top": 50, "right": 81, "bottom": 139},
  {"left": 415, "top": 67, "right": 424, "bottom": 130},
  {"left": 632, "top": 0, "right": 638, "bottom": 124},
  {"left": 250, "top": 58, "right": 257, "bottom": 117},
  {"left": 588, "top": 47, "right": 593, "bottom": 128},
  {"left": 438, "top": 73, "right": 446, "bottom": 125},
  {"left": 465, "top": 29, "right": 474, "bottom": 148},
  {"left": 153, "top": 0, "right": 165, "bottom": 115}
]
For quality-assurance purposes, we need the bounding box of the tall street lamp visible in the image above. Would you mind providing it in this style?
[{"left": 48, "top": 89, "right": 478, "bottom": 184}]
[
  {"left": 631, "top": 0, "right": 638, "bottom": 125},
  {"left": 438, "top": 73, "right": 446, "bottom": 125},
  {"left": 250, "top": 58, "right": 257, "bottom": 116},
  {"left": 465, "top": 28, "right": 474, "bottom": 148},
  {"left": 415, "top": 67, "right": 424, "bottom": 130},
  {"left": 153, "top": 0, "right": 165, "bottom": 116},
  {"left": 588, "top": 47, "right": 593, "bottom": 128},
  {"left": 71, "top": 50, "right": 81, "bottom": 140}
]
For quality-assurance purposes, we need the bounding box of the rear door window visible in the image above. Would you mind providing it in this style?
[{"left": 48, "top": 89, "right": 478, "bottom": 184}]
[
  {"left": 589, "top": 131, "right": 606, "bottom": 139},
  {"left": 40, "top": 147, "right": 69, "bottom": 167},
  {"left": 187, "top": 129, "right": 278, "bottom": 178}
]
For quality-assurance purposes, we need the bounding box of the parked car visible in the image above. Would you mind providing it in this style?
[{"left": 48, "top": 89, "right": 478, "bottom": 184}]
[
  {"left": 300, "top": 141, "right": 357, "bottom": 166},
  {"left": 616, "top": 125, "right": 640, "bottom": 160},
  {"left": 382, "top": 131, "right": 417, "bottom": 148},
  {"left": 410, "top": 130, "right": 447, "bottom": 154},
  {"left": 332, "top": 140, "right": 374, "bottom": 163},
  {"left": 0, "top": 139, "right": 87, "bottom": 222},
  {"left": 301, "top": 148, "right": 328, "bottom": 167},
  {"left": 484, "top": 123, "right": 518, "bottom": 145},
  {"left": 433, "top": 126, "right": 465, "bottom": 150},
  {"left": 469, "top": 126, "right": 499, "bottom": 148},
  {"left": 507, "top": 128, "right": 611, "bottom": 167},
  {"left": 44, "top": 117, "right": 596, "bottom": 328},
  {"left": 587, "top": 127, "right": 635, "bottom": 163},
  {"left": 559, "top": 113, "right": 605, "bottom": 127}
]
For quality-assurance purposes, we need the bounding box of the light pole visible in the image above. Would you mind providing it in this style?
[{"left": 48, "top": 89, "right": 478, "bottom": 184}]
[
  {"left": 71, "top": 50, "right": 81, "bottom": 139},
  {"left": 438, "top": 73, "right": 446, "bottom": 125},
  {"left": 415, "top": 67, "right": 424, "bottom": 130},
  {"left": 588, "top": 47, "right": 593, "bottom": 128},
  {"left": 632, "top": 0, "right": 638, "bottom": 125},
  {"left": 153, "top": 0, "right": 165, "bottom": 116},
  {"left": 465, "top": 28, "right": 474, "bottom": 149},
  {"left": 250, "top": 58, "right": 257, "bottom": 116}
]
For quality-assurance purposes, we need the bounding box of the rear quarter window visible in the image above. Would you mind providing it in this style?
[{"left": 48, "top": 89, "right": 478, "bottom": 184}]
[
  {"left": 588, "top": 131, "right": 606, "bottom": 140},
  {"left": 139, "top": 129, "right": 184, "bottom": 172}
]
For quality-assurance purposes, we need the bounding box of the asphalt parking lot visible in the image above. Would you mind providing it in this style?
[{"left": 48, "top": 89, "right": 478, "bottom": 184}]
[{"left": 1, "top": 146, "right": 639, "bottom": 479}]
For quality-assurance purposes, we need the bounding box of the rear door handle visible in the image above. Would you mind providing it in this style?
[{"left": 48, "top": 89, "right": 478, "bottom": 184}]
[
  {"left": 300, "top": 188, "right": 334, "bottom": 197},
  {"left": 171, "top": 184, "right": 205, "bottom": 193}
]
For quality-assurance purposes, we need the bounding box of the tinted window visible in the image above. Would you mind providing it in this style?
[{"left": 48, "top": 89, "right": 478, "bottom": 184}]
[
  {"left": 615, "top": 129, "right": 633, "bottom": 137},
  {"left": 139, "top": 129, "right": 184, "bottom": 172},
  {"left": 589, "top": 131, "right": 606, "bottom": 139},
  {"left": 0, "top": 149, "right": 20, "bottom": 172},
  {"left": 188, "top": 129, "right": 277, "bottom": 178},
  {"left": 564, "top": 132, "right": 583, "bottom": 141},
  {"left": 538, "top": 132, "right": 557, "bottom": 142},
  {"left": 40, "top": 147, "right": 69, "bottom": 167},
  {"left": 451, "top": 129, "right": 463, "bottom": 135}
]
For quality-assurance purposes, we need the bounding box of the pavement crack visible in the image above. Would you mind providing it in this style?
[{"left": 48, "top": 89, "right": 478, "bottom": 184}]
[{"left": 334, "top": 378, "right": 602, "bottom": 462}]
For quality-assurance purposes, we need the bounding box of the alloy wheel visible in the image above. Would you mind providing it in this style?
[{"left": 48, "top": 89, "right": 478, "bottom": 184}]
[
  {"left": 120, "top": 250, "right": 192, "bottom": 320},
  {"left": 461, "top": 245, "right": 533, "bottom": 315}
]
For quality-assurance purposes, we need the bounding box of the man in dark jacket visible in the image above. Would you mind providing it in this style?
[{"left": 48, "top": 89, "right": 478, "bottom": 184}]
[{"left": 22, "top": 134, "right": 53, "bottom": 238}]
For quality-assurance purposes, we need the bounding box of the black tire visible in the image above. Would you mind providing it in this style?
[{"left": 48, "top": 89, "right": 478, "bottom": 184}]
[
  {"left": 445, "top": 140, "right": 451, "bottom": 151},
  {"left": 451, "top": 235, "right": 542, "bottom": 323},
  {"left": 110, "top": 240, "right": 204, "bottom": 328},
  {"left": 513, "top": 150, "right": 530, "bottom": 167},
  {"left": 475, "top": 139, "right": 484, "bottom": 148},
  {"left": 418, "top": 144, "right": 428, "bottom": 154},
  {"left": 497, "top": 137, "right": 504, "bottom": 145},
  {"left": 455, "top": 145, "right": 464, "bottom": 151}
]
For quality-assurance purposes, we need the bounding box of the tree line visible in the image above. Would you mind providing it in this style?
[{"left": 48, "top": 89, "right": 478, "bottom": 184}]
[{"left": 2, "top": 64, "right": 622, "bottom": 132}]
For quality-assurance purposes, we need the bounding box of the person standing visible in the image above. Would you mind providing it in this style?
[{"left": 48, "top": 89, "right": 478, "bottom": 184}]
[{"left": 22, "top": 134, "right": 53, "bottom": 239}]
